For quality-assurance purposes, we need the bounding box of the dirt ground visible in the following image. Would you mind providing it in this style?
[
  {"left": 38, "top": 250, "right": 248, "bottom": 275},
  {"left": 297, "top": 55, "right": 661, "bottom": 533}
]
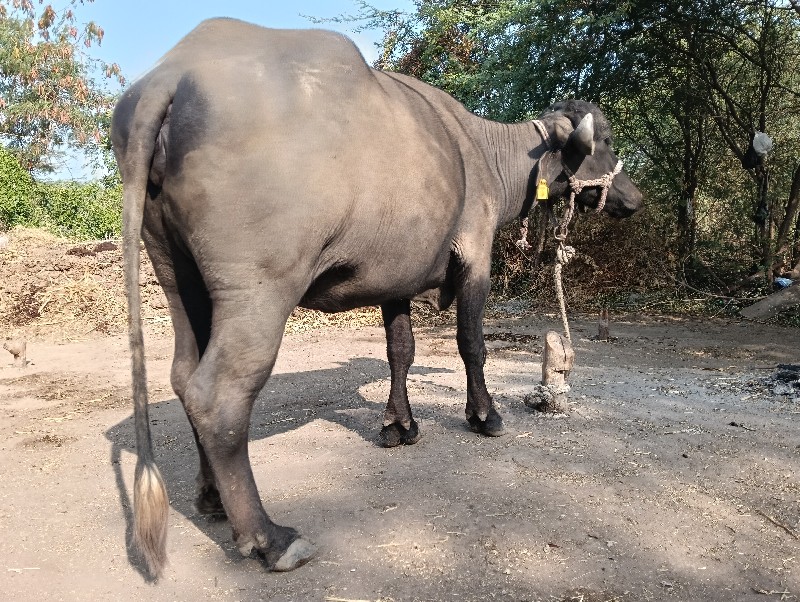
[{"left": 1, "top": 230, "right": 799, "bottom": 601}]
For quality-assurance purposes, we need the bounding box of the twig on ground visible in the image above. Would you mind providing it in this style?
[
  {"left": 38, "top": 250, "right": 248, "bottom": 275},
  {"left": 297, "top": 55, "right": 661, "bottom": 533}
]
[
  {"left": 755, "top": 510, "right": 800, "bottom": 540},
  {"left": 751, "top": 587, "right": 795, "bottom": 599},
  {"left": 512, "top": 456, "right": 536, "bottom": 471},
  {"left": 38, "top": 319, "right": 69, "bottom": 326},
  {"left": 371, "top": 542, "right": 405, "bottom": 548}
]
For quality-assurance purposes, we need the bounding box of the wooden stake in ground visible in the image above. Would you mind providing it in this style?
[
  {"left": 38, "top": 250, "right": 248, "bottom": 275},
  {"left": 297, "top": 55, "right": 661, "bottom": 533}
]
[
  {"left": 542, "top": 330, "right": 574, "bottom": 402},
  {"left": 598, "top": 309, "right": 610, "bottom": 341},
  {"left": 525, "top": 330, "right": 574, "bottom": 413},
  {"left": 3, "top": 339, "right": 27, "bottom": 367}
]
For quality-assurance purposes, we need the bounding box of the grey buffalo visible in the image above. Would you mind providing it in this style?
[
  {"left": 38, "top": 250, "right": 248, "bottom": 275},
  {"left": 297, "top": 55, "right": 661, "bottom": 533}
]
[{"left": 111, "top": 18, "right": 642, "bottom": 578}]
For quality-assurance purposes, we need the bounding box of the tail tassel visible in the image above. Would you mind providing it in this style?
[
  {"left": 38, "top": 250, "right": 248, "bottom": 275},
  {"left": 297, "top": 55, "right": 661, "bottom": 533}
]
[{"left": 133, "top": 461, "right": 169, "bottom": 578}]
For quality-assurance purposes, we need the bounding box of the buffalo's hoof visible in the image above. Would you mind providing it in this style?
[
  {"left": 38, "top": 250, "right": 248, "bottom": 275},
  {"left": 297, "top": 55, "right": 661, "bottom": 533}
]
[
  {"left": 379, "top": 419, "right": 421, "bottom": 448},
  {"left": 467, "top": 407, "right": 505, "bottom": 437},
  {"left": 196, "top": 484, "right": 227, "bottom": 519},
  {"left": 271, "top": 538, "right": 317, "bottom": 572}
]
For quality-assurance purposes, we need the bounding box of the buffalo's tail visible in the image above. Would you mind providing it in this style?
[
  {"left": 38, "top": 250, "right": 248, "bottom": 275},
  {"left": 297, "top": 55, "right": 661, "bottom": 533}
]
[{"left": 113, "top": 82, "right": 175, "bottom": 579}]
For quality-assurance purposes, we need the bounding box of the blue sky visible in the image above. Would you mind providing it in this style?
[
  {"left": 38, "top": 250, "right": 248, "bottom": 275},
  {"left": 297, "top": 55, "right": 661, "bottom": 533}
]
[{"left": 72, "top": 0, "right": 414, "bottom": 83}]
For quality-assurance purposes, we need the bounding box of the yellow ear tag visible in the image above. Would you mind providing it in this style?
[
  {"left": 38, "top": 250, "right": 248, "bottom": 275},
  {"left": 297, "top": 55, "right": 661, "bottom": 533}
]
[{"left": 536, "top": 178, "right": 549, "bottom": 201}]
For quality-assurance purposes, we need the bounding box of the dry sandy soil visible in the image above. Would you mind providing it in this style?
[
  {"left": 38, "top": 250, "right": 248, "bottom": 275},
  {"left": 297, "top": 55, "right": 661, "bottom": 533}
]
[{"left": 1, "top": 230, "right": 799, "bottom": 601}]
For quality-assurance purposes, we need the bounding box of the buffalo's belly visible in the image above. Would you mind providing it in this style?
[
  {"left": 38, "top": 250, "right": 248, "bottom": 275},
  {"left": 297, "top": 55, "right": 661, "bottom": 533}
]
[{"left": 299, "top": 248, "right": 452, "bottom": 313}]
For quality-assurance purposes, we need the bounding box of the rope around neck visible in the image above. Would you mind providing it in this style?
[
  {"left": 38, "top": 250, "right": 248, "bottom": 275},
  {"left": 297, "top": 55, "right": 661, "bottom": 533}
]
[
  {"left": 515, "top": 120, "right": 551, "bottom": 252},
  {"left": 554, "top": 242, "right": 576, "bottom": 341},
  {"left": 531, "top": 119, "right": 551, "bottom": 149}
]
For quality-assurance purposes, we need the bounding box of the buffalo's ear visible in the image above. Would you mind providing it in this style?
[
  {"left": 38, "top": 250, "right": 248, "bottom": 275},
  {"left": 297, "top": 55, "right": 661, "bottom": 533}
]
[{"left": 566, "top": 113, "right": 595, "bottom": 156}]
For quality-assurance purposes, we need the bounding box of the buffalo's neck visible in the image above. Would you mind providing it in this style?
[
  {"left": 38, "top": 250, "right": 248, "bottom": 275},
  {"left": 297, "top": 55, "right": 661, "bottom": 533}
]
[{"left": 471, "top": 118, "right": 546, "bottom": 227}]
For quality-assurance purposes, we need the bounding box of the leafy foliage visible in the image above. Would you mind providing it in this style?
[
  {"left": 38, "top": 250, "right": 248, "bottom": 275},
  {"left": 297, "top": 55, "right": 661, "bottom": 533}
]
[
  {"left": 0, "top": 144, "right": 37, "bottom": 228},
  {"left": 0, "top": 0, "right": 123, "bottom": 173},
  {"left": 36, "top": 180, "right": 122, "bottom": 239},
  {"left": 1, "top": 143, "right": 121, "bottom": 238}
]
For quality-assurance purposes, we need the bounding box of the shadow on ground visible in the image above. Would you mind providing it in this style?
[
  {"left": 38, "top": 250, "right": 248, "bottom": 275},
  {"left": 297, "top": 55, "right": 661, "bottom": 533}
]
[{"left": 106, "top": 356, "right": 457, "bottom": 582}]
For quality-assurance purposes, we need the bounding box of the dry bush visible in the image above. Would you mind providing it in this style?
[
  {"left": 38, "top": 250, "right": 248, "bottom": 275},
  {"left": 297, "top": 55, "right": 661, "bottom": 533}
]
[
  {"left": 0, "top": 228, "right": 166, "bottom": 340},
  {"left": 490, "top": 208, "right": 674, "bottom": 311}
]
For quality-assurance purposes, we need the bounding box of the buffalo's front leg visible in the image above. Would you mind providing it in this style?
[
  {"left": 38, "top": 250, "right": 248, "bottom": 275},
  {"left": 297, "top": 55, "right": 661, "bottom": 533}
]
[
  {"left": 456, "top": 259, "right": 505, "bottom": 437},
  {"left": 379, "top": 299, "right": 421, "bottom": 447}
]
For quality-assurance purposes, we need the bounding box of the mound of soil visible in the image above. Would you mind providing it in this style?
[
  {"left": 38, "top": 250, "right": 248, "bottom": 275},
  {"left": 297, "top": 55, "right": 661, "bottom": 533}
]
[
  {"left": 0, "top": 227, "right": 384, "bottom": 342},
  {"left": 0, "top": 228, "right": 168, "bottom": 340}
]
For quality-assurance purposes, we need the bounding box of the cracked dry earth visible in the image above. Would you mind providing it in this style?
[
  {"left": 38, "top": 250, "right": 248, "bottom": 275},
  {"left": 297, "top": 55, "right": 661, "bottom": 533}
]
[{"left": 0, "top": 313, "right": 798, "bottom": 601}]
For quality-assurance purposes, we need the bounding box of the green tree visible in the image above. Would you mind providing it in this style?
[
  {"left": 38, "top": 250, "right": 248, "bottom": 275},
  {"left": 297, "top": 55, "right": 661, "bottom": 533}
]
[
  {"left": 351, "top": 0, "right": 800, "bottom": 292},
  {"left": 0, "top": 0, "right": 123, "bottom": 173}
]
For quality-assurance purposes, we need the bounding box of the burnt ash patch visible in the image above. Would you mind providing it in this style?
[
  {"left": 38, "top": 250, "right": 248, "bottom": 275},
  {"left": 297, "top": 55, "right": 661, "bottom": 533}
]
[{"left": 769, "top": 364, "right": 800, "bottom": 399}]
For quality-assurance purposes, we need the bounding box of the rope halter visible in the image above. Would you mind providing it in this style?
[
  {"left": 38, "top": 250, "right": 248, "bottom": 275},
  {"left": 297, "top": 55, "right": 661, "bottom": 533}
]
[
  {"left": 531, "top": 119, "right": 551, "bottom": 149},
  {"left": 525, "top": 119, "right": 625, "bottom": 237},
  {"left": 562, "top": 159, "right": 624, "bottom": 215}
]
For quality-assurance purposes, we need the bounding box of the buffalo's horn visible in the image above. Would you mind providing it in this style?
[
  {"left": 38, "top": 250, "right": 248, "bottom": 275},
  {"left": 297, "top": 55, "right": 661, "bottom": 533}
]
[{"left": 568, "top": 113, "right": 595, "bottom": 156}]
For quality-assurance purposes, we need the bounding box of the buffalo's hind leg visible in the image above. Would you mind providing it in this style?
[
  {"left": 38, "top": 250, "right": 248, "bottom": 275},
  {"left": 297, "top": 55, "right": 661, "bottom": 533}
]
[
  {"left": 455, "top": 251, "right": 505, "bottom": 437},
  {"left": 181, "top": 289, "right": 315, "bottom": 571},
  {"left": 142, "top": 224, "right": 225, "bottom": 518},
  {"left": 379, "top": 299, "right": 421, "bottom": 447},
  {"left": 167, "top": 287, "right": 226, "bottom": 518}
]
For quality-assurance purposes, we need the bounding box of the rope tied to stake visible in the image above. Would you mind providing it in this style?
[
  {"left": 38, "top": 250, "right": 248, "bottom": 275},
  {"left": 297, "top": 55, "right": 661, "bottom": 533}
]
[{"left": 554, "top": 241, "right": 576, "bottom": 341}]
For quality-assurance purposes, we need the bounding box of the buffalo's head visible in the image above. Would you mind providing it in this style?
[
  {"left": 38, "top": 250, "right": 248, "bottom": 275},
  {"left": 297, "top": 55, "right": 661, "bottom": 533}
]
[{"left": 538, "top": 100, "right": 642, "bottom": 219}]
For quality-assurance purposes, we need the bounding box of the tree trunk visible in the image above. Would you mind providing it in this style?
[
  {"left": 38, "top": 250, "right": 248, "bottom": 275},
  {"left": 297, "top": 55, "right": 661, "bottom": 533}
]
[
  {"left": 773, "top": 164, "right": 800, "bottom": 272},
  {"left": 790, "top": 242, "right": 800, "bottom": 279},
  {"left": 676, "top": 108, "right": 702, "bottom": 263},
  {"left": 755, "top": 166, "right": 772, "bottom": 268},
  {"left": 741, "top": 286, "right": 800, "bottom": 320},
  {"left": 677, "top": 185, "right": 696, "bottom": 261}
]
